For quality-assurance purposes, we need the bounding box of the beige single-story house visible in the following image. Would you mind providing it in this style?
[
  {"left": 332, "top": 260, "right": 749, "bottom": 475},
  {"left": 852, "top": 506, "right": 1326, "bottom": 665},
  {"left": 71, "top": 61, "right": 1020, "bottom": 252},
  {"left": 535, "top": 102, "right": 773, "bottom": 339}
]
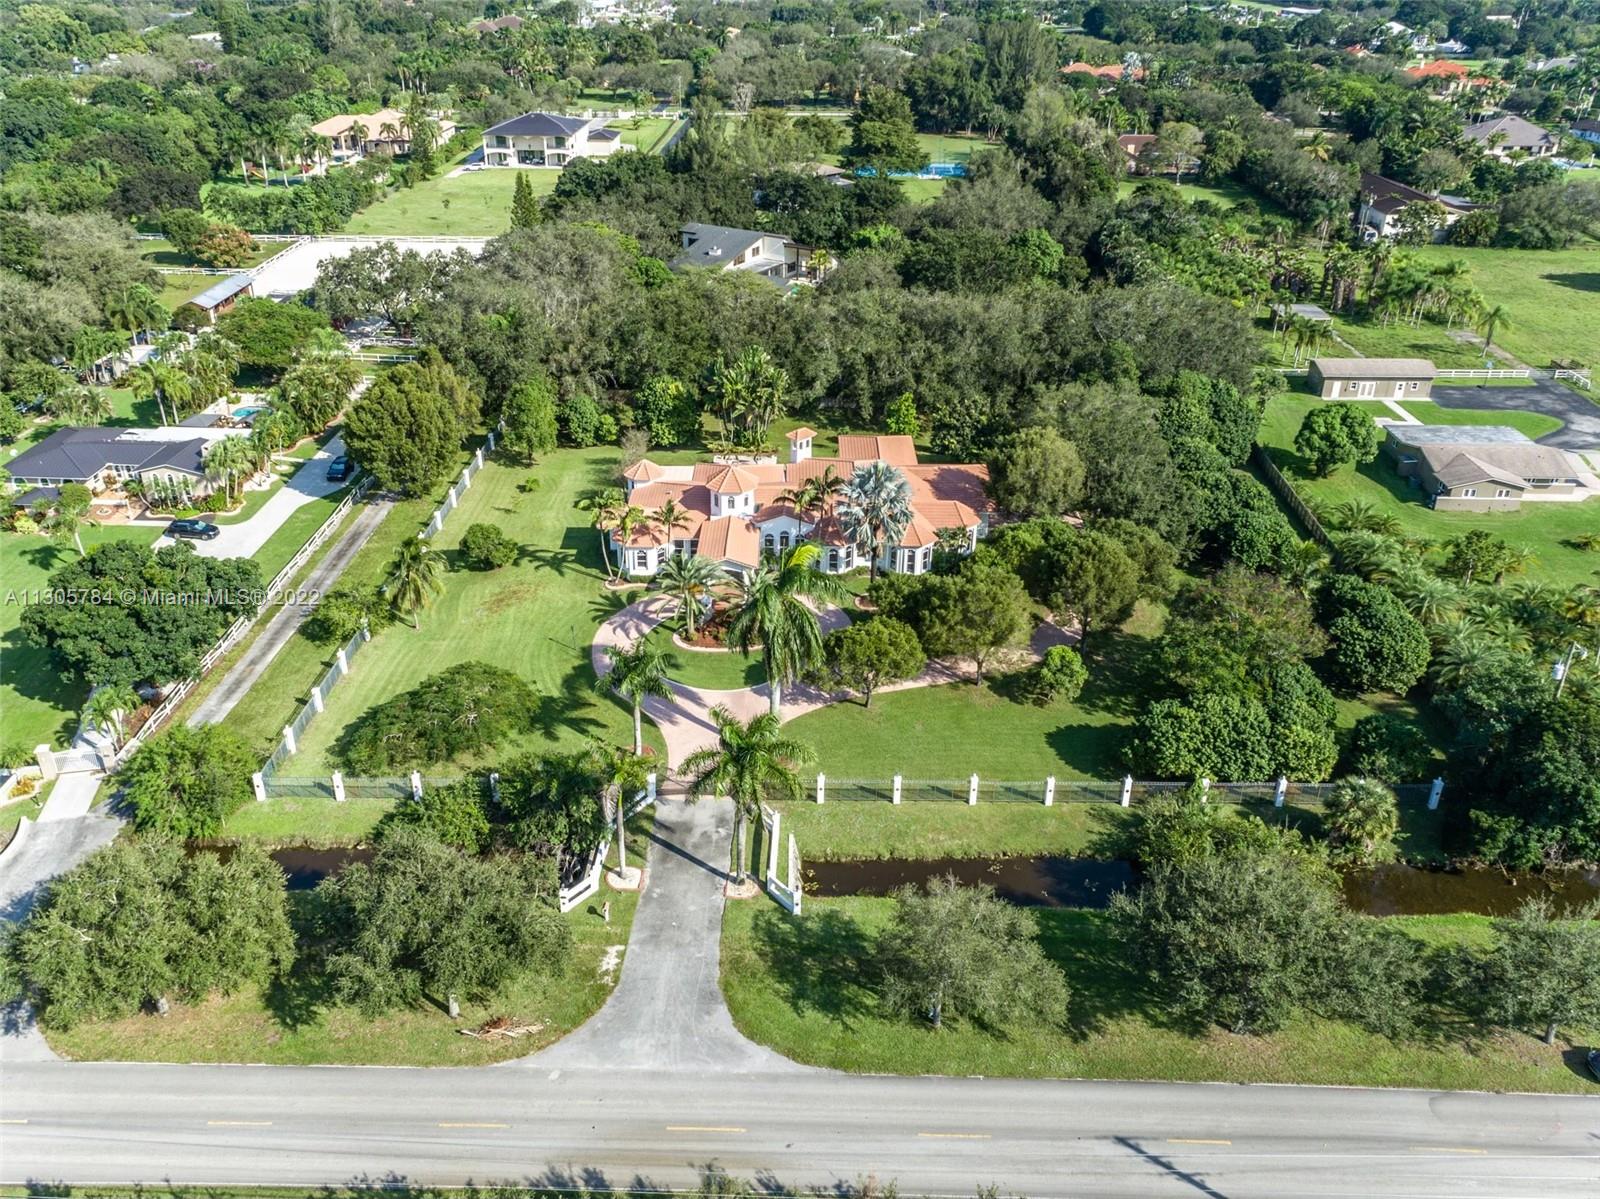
[
  {"left": 1383, "top": 424, "right": 1593, "bottom": 511},
  {"left": 614, "top": 431, "right": 992, "bottom": 578},
  {"left": 1462, "top": 114, "right": 1558, "bottom": 161},
  {"left": 1308, "top": 357, "right": 1436, "bottom": 399},
  {"left": 481, "top": 112, "right": 625, "bottom": 167},
  {"left": 309, "top": 110, "right": 458, "bottom": 163}
]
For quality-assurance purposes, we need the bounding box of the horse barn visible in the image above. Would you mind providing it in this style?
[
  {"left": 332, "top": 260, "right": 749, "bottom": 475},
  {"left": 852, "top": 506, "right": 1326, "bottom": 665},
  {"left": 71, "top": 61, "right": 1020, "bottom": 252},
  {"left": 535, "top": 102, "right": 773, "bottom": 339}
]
[{"left": 1308, "top": 357, "right": 1436, "bottom": 400}]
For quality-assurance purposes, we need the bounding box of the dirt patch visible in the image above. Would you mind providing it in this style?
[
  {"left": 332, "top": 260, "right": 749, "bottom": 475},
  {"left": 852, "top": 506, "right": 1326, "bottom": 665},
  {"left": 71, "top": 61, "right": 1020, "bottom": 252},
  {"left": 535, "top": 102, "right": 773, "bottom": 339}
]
[{"left": 480, "top": 582, "right": 543, "bottom": 616}]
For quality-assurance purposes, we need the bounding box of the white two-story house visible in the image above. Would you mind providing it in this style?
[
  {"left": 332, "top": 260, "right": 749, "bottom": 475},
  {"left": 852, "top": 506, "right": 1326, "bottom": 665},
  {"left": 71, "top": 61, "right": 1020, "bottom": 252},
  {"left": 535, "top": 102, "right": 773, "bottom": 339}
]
[{"left": 480, "top": 112, "right": 625, "bottom": 167}]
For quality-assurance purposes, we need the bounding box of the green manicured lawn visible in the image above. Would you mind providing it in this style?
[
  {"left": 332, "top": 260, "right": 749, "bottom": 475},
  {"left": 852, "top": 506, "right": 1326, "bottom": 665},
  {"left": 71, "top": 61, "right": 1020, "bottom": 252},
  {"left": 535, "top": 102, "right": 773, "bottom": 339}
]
[
  {"left": 914, "top": 131, "right": 993, "bottom": 165},
  {"left": 1260, "top": 395, "right": 1600, "bottom": 589},
  {"left": 250, "top": 483, "right": 355, "bottom": 583},
  {"left": 640, "top": 622, "right": 762, "bottom": 690},
  {"left": 49, "top": 814, "right": 650, "bottom": 1066},
  {"left": 605, "top": 116, "right": 679, "bottom": 153},
  {"left": 0, "top": 526, "right": 164, "bottom": 752},
  {"left": 772, "top": 800, "right": 1128, "bottom": 861},
  {"left": 1320, "top": 314, "right": 1489, "bottom": 368},
  {"left": 156, "top": 272, "right": 230, "bottom": 313},
  {"left": 219, "top": 796, "right": 395, "bottom": 844},
  {"left": 274, "top": 447, "right": 663, "bottom": 777},
  {"left": 722, "top": 900, "right": 1599, "bottom": 1091},
  {"left": 139, "top": 238, "right": 278, "bottom": 269},
  {"left": 1409, "top": 242, "right": 1600, "bottom": 367},
  {"left": 343, "top": 164, "right": 557, "bottom": 237},
  {"left": 1397, "top": 400, "right": 1560, "bottom": 439}
]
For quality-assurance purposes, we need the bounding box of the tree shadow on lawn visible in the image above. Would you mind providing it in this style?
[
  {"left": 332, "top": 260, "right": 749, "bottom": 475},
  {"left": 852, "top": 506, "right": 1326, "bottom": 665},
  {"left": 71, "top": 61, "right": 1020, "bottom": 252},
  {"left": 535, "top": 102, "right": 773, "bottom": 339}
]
[
  {"left": 0, "top": 627, "right": 87, "bottom": 730},
  {"left": 747, "top": 905, "right": 878, "bottom": 1030},
  {"left": 1541, "top": 272, "right": 1600, "bottom": 294},
  {"left": 1036, "top": 910, "right": 1195, "bottom": 1040},
  {"left": 1074, "top": 626, "right": 1167, "bottom": 721},
  {"left": 528, "top": 664, "right": 610, "bottom": 744}
]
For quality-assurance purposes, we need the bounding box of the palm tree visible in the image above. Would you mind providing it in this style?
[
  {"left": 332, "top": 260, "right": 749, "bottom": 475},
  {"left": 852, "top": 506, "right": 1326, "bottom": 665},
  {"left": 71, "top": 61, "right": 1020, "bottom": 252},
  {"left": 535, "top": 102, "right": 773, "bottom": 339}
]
[
  {"left": 33, "top": 484, "right": 94, "bottom": 556},
  {"left": 1563, "top": 586, "right": 1600, "bottom": 667},
  {"left": 836, "top": 461, "right": 914, "bottom": 581},
  {"left": 105, "top": 284, "right": 166, "bottom": 345},
  {"left": 777, "top": 464, "right": 845, "bottom": 526},
  {"left": 653, "top": 498, "right": 692, "bottom": 547},
  {"left": 655, "top": 553, "right": 728, "bottom": 639},
  {"left": 612, "top": 505, "right": 648, "bottom": 577},
  {"left": 47, "top": 385, "right": 113, "bottom": 427},
  {"left": 386, "top": 537, "right": 444, "bottom": 628},
  {"left": 84, "top": 685, "right": 141, "bottom": 751},
  {"left": 593, "top": 741, "right": 650, "bottom": 876},
  {"left": 728, "top": 542, "right": 848, "bottom": 716},
  {"left": 204, "top": 435, "right": 256, "bottom": 505},
  {"left": 680, "top": 705, "right": 814, "bottom": 886},
  {"left": 596, "top": 641, "right": 673, "bottom": 756},
  {"left": 1477, "top": 303, "right": 1512, "bottom": 361}
]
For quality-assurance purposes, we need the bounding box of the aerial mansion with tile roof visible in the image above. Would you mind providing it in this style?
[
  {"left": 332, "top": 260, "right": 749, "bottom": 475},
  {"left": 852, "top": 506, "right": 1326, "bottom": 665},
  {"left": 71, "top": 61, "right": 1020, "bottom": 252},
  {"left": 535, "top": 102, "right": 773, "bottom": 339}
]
[
  {"left": 480, "top": 112, "right": 625, "bottom": 167},
  {"left": 615, "top": 431, "right": 993, "bottom": 577}
]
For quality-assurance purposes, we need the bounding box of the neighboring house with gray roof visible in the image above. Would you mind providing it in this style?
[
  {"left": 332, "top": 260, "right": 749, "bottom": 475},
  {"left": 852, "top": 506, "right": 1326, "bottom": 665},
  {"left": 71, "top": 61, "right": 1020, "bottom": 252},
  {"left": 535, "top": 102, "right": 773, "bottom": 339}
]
[
  {"left": 1383, "top": 424, "right": 1593, "bottom": 511},
  {"left": 1308, "top": 357, "right": 1437, "bottom": 399},
  {"left": 6, "top": 426, "right": 241, "bottom": 501},
  {"left": 1356, "top": 172, "right": 1475, "bottom": 241},
  {"left": 1462, "top": 114, "right": 1558, "bottom": 160},
  {"left": 180, "top": 274, "right": 254, "bottom": 326},
  {"left": 670, "top": 223, "right": 817, "bottom": 284},
  {"left": 481, "top": 112, "right": 624, "bottom": 167}
]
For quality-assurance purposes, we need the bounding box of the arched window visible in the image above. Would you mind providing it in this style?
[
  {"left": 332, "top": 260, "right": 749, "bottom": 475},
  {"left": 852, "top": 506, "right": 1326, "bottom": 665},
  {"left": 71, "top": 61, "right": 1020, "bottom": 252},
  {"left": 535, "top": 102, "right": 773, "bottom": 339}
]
[
  {"left": 635, "top": 551, "right": 648, "bottom": 571},
  {"left": 828, "top": 550, "right": 838, "bottom": 571},
  {"left": 779, "top": 531, "right": 790, "bottom": 549},
  {"left": 764, "top": 533, "right": 775, "bottom": 550}
]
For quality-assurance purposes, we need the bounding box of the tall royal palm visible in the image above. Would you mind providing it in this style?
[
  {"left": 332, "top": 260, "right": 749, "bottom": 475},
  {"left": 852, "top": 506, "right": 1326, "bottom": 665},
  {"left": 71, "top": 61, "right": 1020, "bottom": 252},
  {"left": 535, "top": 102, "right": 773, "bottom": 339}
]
[
  {"left": 655, "top": 553, "right": 728, "bottom": 639},
  {"left": 596, "top": 641, "right": 674, "bottom": 756},
  {"left": 836, "top": 461, "right": 914, "bottom": 581},
  {"left": 593, "top": 741, "right": 651, "bottom": 876},
  {"left": 680, "top": 705, "right": 813, "bottom": 886},
  {"left": 728, "top": 542, "right": 847, "bottom": 716},
  {"left": 387, "top": 537, "right": 444, "bottom": 628}
]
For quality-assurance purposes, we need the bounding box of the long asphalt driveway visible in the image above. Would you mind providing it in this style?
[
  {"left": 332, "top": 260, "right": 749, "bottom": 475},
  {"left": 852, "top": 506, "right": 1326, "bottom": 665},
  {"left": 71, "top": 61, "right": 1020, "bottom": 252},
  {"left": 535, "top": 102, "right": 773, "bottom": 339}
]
[{"left": 1431, "top": 379, "right": 1600, "bottom": 450}]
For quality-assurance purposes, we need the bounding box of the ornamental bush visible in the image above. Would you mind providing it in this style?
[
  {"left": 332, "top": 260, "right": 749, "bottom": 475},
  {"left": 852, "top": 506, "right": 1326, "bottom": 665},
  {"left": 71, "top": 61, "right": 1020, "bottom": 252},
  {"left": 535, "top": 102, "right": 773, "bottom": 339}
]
[{"left": 459, "top": 522, "right": 517, "bottom": 570}]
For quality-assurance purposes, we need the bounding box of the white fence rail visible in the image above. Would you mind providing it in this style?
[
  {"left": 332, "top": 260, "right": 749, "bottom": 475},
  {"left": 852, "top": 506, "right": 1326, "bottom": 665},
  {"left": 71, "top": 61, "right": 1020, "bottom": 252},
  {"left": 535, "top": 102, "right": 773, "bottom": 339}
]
[
  {"left": 1553, "top": 369, "right": 1592, "bottom": 390},
  {"left": 808, "top": 774, "right": 1444, "bottom": 811},
  {"left": 559, "top": 779, "right": 656, "bottom": 913},
  {"left": 110, "top": 478, "right": 372, "bottom": 768},
  {"left": 760, "top": 804, "right": 802, "bottom": 915},
  {"left": 1434, "top": 368, "right": 1531, "bottom": 380}
]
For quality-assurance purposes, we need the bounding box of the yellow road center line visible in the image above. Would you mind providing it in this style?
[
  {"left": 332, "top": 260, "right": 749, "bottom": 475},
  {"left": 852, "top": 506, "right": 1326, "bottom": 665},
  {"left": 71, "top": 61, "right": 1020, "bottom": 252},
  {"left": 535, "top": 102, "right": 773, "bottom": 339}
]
[
  {"left": 1409, "top": 1146, "right": 1487, "bottom": 1155},
  {"left": 207, "top": 1121, "right": 273, "bottom": 1127},
  {"left": 1168, "top": 1138, "right": 1232, "bottom": 1146},
  {"left": 438, "top": 1122, "right": 510, "bottom": 1129},
  {"left": 0, "top": 1119, "right": 28, "bottom": 1125},
  {"left": 918, "top": 1132, "right": 992, "bottom": 1140},
  {"left": 666, "top": 1125, "right": 746, "bottom": 1133}
]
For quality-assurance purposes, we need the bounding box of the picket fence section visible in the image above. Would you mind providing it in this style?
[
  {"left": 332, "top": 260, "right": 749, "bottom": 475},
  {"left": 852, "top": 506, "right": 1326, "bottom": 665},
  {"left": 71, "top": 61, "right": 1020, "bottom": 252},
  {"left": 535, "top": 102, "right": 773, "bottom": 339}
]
[
  {"left": 110, "top": 478, "right": 372, "bottom": 769},
  {"left": 559, "top": 780, "right": 656, "bottom": 913}
]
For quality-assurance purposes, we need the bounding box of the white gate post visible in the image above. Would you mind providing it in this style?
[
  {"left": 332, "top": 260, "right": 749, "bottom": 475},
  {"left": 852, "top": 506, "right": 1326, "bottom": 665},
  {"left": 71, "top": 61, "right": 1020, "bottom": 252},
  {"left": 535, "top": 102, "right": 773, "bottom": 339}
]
[
  {"left": 474, "top": 447, "right": 484, "bottom": 468},
  {"left": 446, "top": 485, "right": 458, "bottom": 510},
  {"left": 309, "top": 685, "right": 324, "bottom": 714},
  {"left": 360, "top": 621, "right": 372, "bottom": 643},
  {"left": 891, "top": 774, "right": 902, "bottom": 805},
  {"left": 815, "top": 773, "right": 825, "bottom": 804},
  {"left": 460, "top": 466, "right": 472, "bottom": 491},
  {"left": 336, "top": 645, "right": 349, "bottom": 673},
  {"left": 1428, "top": 777, "right": 1444, "bottom": 810},
  {"left": 332, "top": 771, "right": 346, "bottom": 803},
  {"left": 968, "top": 773, "right": 979, "bottom": 805},
  {"left": 33, "top": 745, "right": 58, "bottom": 781},
  {"left": 281, "top": 724, "right": 297, "bottom": 755},
  {"left": 647, "top": 771, "right": 657, "bottom": 802},
  {"left": 767, "top": 810, "right": 781, "bottom": 882},
  {"left": 1275, "top": 776, "right": 1288, "bottom": 808},
  {"left": 1120, "top": 774, "right": 1132, "bottom": 808},
  {"left": 251, "top": 771, "right": 267, "bottom": 803},
  {"left": 1044, "top": 776, "right": 1056, "bottom": 807},
  {"left": 1199, "top": 777, "right": 1211, "bottom": 801},
  {"left": 410, "top": 771, "right": 423, "bottom": 800}
]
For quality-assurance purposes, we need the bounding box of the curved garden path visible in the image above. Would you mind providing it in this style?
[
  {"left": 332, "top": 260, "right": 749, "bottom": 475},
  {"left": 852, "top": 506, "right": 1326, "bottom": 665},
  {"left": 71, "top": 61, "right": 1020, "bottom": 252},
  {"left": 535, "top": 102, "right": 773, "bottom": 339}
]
[{"left": 593, "top": 593, "right": 1074, "bottom": 772}]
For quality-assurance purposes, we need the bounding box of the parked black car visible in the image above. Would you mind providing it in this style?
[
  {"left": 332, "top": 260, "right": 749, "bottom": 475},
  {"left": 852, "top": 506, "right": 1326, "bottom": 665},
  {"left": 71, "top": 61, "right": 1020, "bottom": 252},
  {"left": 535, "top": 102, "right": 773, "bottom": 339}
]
[
  {"left": 327, "top": 454, "right": 353, "bottom": 482},
  {"left": 166, "top": 518, "right": 220, "bottom": 541}
]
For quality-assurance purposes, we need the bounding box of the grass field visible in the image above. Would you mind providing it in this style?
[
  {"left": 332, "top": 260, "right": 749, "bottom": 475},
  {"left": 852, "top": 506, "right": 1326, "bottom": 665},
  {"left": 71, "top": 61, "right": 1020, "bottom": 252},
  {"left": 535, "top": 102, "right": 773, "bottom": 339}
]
[
  {"left": 49, "top": 814, "right": 649, "bottom": 1066},
  {"left": 722, "top": 900, "right": 1599, "bottom": 1091},
  {"left": 605, "top": 116, "right": 680, "bottom": 154},
  {"left": 139, "top": 239, "right": 279, "bottom": 270},
  {"left": 274, "top": 448, "right": 663, "bottom": 778},
  {"left": 640, "top": 623, "right": 762, "bottom": 690},
  {"left": 1321, "top": 315, "right": 1489, "bottom": 368},
  {"left": 344, "top": 164, "right": 557, "bottom": 237},
  {"left": 1116, "top": 177, "right": 1261, "bottom": 208},
  {"left": 1259, "top": 395, "right": 1600, "bottom": 589},
  {"left": 155, "top": 271, "right": 230, "bottom": 314},
  {"left": 1409, "top": 242, "right": 1600, "bottom": 367}
]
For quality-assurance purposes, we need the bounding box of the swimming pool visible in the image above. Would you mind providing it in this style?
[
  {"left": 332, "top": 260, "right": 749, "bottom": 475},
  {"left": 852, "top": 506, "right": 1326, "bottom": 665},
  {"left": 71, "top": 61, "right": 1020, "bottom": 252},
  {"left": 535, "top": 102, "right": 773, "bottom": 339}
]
[
  {"left": 232, "top": 405, "right": 268, "bottom": 420},
  {"left": 853, "top": 162, "right": 969, "bottom": 180}
]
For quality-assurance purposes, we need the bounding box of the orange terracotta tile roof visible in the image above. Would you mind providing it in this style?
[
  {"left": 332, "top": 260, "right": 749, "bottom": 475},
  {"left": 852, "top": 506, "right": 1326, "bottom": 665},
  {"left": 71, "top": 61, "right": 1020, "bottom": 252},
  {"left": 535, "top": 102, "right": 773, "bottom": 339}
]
[
  {"left": 623, "top": 459, "right": 667, "bottom": 482},
  {"left": 836, "top": 434, "right": 919, "bottom": 466},
  {"left": 705, "top": 464, "right": 761, "bottom": 495},
  {"left": 786, "top": 426, "right": 818, "bottom": 440},
  {"left": 1408, "top": 59, "right": 1470, "bottom": 78},
  {"left": 695, "top": 516, "right": 760, "bottom": 566},
  {"left": 898, "top": 513, "right": 940, "bottom": 548}
]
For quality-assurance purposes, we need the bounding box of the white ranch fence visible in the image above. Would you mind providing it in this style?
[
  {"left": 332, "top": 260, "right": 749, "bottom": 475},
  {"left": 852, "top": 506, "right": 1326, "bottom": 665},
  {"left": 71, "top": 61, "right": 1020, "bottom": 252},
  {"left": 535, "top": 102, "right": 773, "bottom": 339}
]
[
  {"left": 559, "top": 777, "right": 657, "bottom": 913},
  {"left": 759, "top": 804, "right": 803, "bottom": 915},
  {"left": 1433, "top": 368, "right": 1531, "bottom": 380},
  {"left": 108, "top": 477, "right": 373, "bottom": 769},
  {"left": 807, "top": 775, "right": 1444, "bottom": 811}
]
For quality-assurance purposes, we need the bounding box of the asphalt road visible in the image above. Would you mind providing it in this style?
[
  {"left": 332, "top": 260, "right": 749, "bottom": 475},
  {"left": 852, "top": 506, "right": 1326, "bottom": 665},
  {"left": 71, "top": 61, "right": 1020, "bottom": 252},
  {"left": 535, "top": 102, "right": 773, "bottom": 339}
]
[
  {"left": 5, "top": 1062, "right": 1600, "bottom": 1196},
  {"left": 1431, "top": 380, "right": 1600, "bottom": 451}
]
